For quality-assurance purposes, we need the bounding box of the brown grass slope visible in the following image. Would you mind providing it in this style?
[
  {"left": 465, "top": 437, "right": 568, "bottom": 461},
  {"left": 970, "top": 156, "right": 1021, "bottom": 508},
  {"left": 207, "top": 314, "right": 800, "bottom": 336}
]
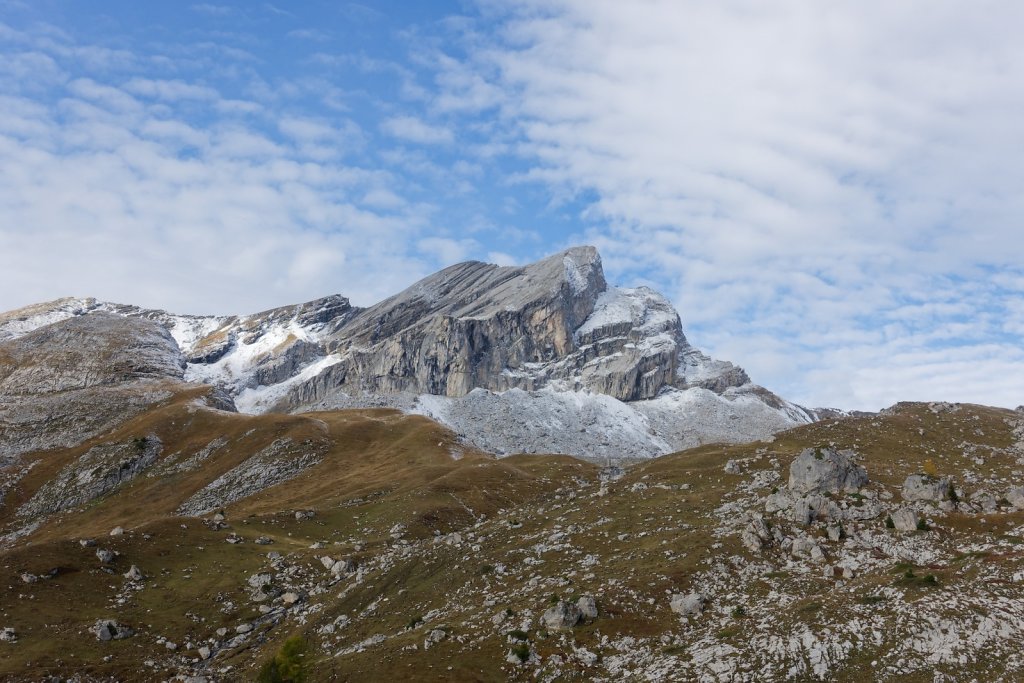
[{"left": 1, "top": 401, "right": 1023, "bottom": 682}]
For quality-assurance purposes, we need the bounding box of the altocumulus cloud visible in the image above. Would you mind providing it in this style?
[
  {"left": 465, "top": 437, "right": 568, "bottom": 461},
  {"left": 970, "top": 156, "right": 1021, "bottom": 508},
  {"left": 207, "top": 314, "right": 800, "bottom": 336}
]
[
  {"left": 0, "top": 21, "right": 439, "bottom": 315},
  {"left": 428, "top": 0, "right": 1024, "bottom": 410}
]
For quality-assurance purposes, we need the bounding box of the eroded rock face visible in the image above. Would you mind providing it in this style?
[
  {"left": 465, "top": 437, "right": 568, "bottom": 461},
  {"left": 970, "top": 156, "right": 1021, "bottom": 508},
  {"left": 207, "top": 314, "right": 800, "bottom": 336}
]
[
  {"left": 176, "top": 438, "right": 329, "bottom": 516},
  {"left": 789, "top": 448, "right": 867, "bottom": 496},
  {"left": 19, "top": 435, "right": 163, "bottom": 519}
]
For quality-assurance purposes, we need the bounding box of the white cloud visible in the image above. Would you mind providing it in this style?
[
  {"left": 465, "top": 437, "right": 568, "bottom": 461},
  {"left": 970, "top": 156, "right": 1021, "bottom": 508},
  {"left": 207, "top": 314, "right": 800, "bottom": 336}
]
[
  {"left": 0, "top": 25, "right": 449, "bottom": 316},
  {"left": 417, "top": 236, "right": 479, "bottom": 265},
  {"left": 432, "top": 0, "right": 1024, "bottom": 410},
  {"left": 380, "top": 115, "right": 454, "bottom": 145},
  {"left": 487, "top": 251, "right": 518, "bottom": 266}
]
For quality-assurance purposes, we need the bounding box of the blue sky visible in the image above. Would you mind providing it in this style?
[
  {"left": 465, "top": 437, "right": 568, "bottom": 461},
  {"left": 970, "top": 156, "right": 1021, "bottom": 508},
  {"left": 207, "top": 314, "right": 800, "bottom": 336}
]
[{"left": 1, "top": 0, "right": 1022, "bottom": 411}]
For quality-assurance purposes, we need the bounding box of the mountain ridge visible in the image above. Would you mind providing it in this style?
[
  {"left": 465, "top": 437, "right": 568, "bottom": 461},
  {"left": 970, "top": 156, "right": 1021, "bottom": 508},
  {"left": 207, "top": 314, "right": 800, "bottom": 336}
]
[{"left": 0, "top": 246, "right": 820, "bottom": 459}]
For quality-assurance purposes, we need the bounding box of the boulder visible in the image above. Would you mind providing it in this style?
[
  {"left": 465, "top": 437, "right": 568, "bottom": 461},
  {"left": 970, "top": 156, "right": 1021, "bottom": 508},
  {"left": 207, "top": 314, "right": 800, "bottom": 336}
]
[
  {"left": 0, "top": 627, "right": 16, "bottom": 643},
  {"left": 970, "top": 490, "right": 999, "bottom": 513},
  {"left": 741, "top": 516, "right": 773, "bottom": 552},
  {"left": 724, "top": 459, "right": 741, "bottom": 474},
  {"left": 902, "top": 474, "right": 952, "bottom": 502},
  {"left": 96, "top": 549, "right": 115, "bottom": 564},
  {"left": 789, "top": 448, "right": 867, "bottom": 495},
  {"left": 576, "top": 595, "right": 598, "bottom": 619},
  {"left": 1006, "top": 487, "right": 1024, "bottom": 510},
  {"left": 123, "top": 565, "right": 144, "bottom": 581},
  {"left": 93, "top": 619, "right": 134, "bottom": 641},
  {"left": 891, "top": 508, "right": 919, "bottom": 531},
  {"left": 423, "top": 628, "right": 447, "bottom": 650},
  {"left": 669, "top": 593, "right": 705, "bottom": 616},
  {"left": 791, "top": 536, "right": 823, "bottom": 560},
  {"left": 792, "top": 495, "right": 840, "bottom": 525},
  {"left": 330, "top": 558, "right": 356, "bottom": 578},
  {"left": 540, "top": 601, "right": 582, "bottom": 630},
  {"left": 247, "top": 573, "right": 272, "bottom": 589}
]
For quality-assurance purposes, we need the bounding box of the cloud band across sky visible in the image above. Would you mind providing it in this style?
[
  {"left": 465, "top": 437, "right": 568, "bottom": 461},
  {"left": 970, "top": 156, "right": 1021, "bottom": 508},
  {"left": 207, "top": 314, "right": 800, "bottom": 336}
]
[{"left": 0, "top": 1, "right": 1021, "bottom": 411}]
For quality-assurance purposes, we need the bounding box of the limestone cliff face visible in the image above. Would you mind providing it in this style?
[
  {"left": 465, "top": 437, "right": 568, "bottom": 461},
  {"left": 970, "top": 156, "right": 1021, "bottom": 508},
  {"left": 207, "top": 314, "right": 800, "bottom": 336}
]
[{"left": 309, "top": 246, "right": 609, "bottom": 401}]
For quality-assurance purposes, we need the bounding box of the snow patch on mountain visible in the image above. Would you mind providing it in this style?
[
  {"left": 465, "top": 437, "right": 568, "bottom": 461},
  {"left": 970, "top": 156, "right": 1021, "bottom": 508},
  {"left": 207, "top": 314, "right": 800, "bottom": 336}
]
[
  {"left": 575, "top": 286, "right": 678, "bottom": 343},
  {"left": 235, "top": 354, "right": 342, "bottom": 414}
]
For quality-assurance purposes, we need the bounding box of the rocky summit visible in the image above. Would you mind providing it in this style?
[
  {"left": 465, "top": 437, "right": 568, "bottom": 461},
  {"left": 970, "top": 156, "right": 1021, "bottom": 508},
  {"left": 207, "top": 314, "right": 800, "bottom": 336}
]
[{"left": 2, "top": 249, "right": 1023, "bottom": 682}]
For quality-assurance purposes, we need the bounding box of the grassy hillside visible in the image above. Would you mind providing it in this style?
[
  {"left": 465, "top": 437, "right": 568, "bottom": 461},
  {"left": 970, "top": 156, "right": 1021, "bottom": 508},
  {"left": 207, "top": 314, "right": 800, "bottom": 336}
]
[{"left": 2, "top": 398, "right": 1024, "bottom": 681}]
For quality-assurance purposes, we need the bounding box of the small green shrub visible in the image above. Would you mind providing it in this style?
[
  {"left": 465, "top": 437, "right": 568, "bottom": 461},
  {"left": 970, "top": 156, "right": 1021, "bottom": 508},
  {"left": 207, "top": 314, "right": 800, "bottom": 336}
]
[
  {"left": 885, "top": 515, "right": 895, "bottom": 529},
  {"left": 731, "top": 606, "right": 746, "bottom": 618},
  {"left": 510, "top": 642, "right": 531, "bottom": 662},
  {"left": 406, "top": 615, "right": 423, "bottom": 630},
  {"left": 507, "top": 629, "right": 528, "bottom": 641},
  {"left": 257, "top": 635, "right": 307, "bottom": 683},
  {"left": 856, "top": 595, "right": 886, "bottom": 605},
  {"left": 916, "top": 518, "right": 930, "bottom": 532}
]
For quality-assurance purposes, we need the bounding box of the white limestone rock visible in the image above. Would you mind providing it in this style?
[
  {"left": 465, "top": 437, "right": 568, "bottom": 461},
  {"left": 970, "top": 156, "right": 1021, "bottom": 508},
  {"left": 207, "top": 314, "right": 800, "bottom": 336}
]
[
  {"left": 540, "top": 601, "right": 582, "bottom": 630},
  {"left": 670, "top": 593, "right": 705, "bottom": 616},
  {"left": 902, "top": 474, "right": 952, "bottom": 502},
  {"left": 789, "top": 448, "right": 867, "bottom": 495},
  {"left": 891, "top": 508, "right": 919, "bottom": 531}
]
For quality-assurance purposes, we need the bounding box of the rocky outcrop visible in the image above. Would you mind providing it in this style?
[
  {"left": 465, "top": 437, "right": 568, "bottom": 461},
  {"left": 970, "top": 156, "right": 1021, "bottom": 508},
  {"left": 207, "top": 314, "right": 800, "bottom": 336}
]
[
  {"left": 891, "top": 508, "right": 920, "bottom": 531},
  {"left": 19, "top": 435, "right": 163, "bottom": 519},
  {"left": 177, "top": 438, "right": 329, "bottom": 516},
  {"left": 92, "top": 620, "right": 134, "bottom": 641}
]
